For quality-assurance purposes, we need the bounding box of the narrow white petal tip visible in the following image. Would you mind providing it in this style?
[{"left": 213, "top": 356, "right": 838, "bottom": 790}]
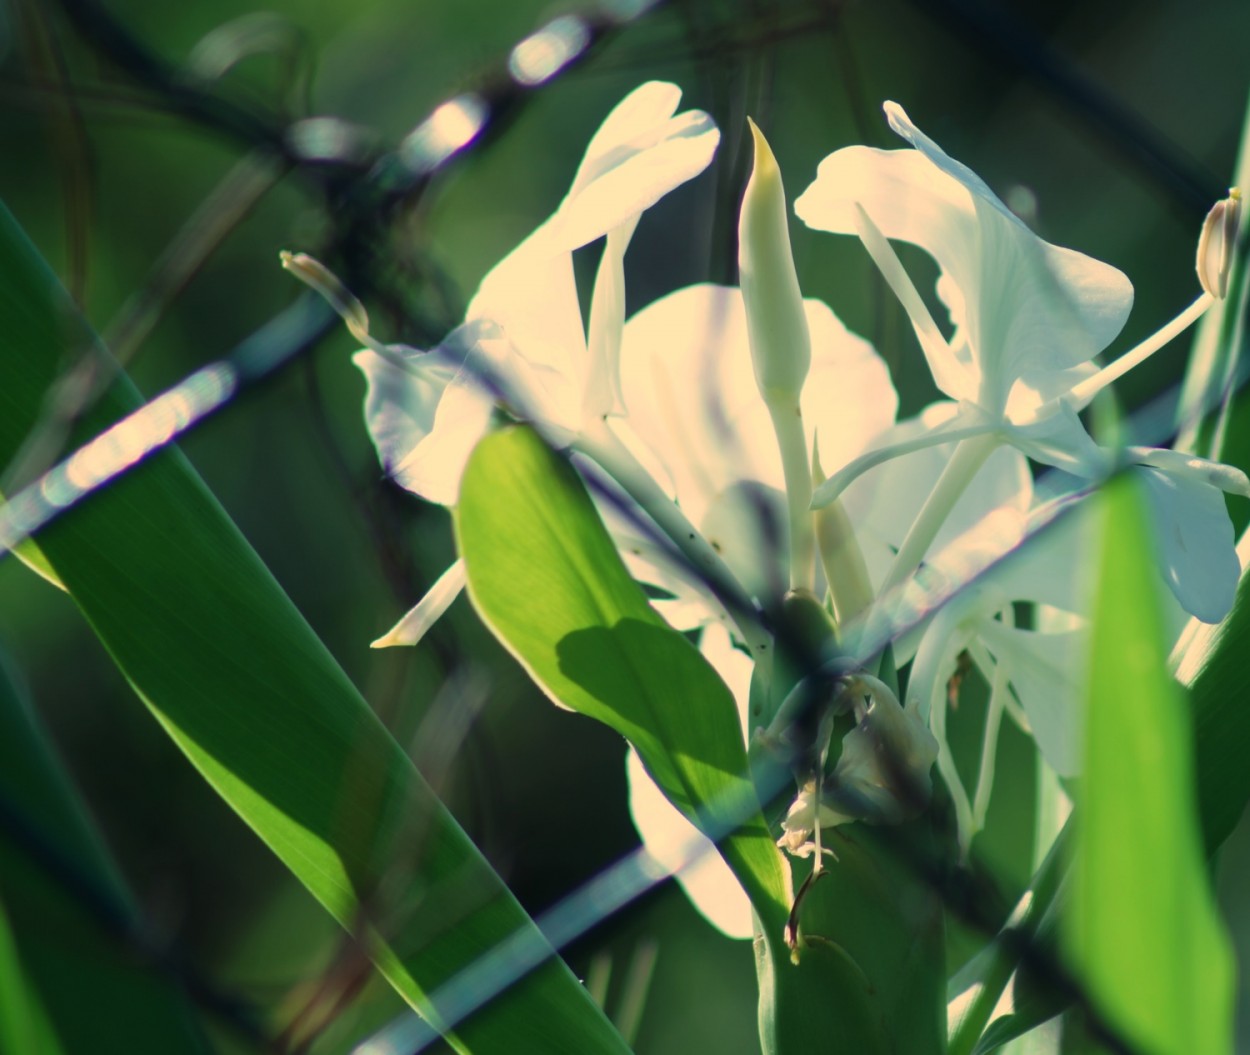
[
  {"left": 882, "top": 100, "right": 909, "bottom": 127},
  {"left": 368, "top": 559, "right": 467, "bottom": 651}
]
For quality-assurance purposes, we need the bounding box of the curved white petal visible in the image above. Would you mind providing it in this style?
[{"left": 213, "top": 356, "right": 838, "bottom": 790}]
[
  {"left": 699, "top": 623, "right": 753, "bottom": 737},
  {"left": 354, "top": 340, "right": 493, "bottom": 507},
  {"left": 1002, "top": 401, "right": 1109, "bottom": 478},
  {"left": 460, "top": 82, "right": 720, "bottom": 442},
  {"left": 1129, "top": 448, "right": 1250, "bottom": 499},
  {"left": 1133, "top": 463, "right": 1241, "bottom": 623},
  {"left": 619, "top": 284, "right": 770, "bottom": 527},
  {"left": 555, "top": 82, "right": 719, "bottom": 251},
  {"left": 584, "top": 219, "right": 639, "bottom": 420},
  {"left": 626, "top": 746, "right": 753, "bottom": 940},
  {"left": 803, "top": 300, "right": 898, "bottom": 474},
  {"left": 466, "top": 226, "right": 587, "bottom": 409},
  {"left": 978, "top": 621, "right": 1086, "bottom": 778},
  {"left": 573, "top": 82, "right": 682, "bottom": 186},
  {"left": 796, "top": 103, "right": 1133, "bottom": 413},
  {"left": 620, "top": 283, "right": 895, "bottom": 532}
]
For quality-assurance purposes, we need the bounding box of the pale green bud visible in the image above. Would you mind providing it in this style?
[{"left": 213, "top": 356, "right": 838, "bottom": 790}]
[
  {"left": 1196, "top": 188, "right": 1241, "bottom": 300},
  {"left": 738, "top": 119, "right": 811, "bottom": 405}
]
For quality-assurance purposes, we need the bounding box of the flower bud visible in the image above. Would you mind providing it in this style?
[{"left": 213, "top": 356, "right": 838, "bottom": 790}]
[
  {"left": 738, "top": 119, "right": 811, "bottom": 405},
  {"left": 280, "top": 250, "right": 372, "bottom": 345},
  {"left": 1196, "top": 188, "right": 1241, "bottom": 300}
]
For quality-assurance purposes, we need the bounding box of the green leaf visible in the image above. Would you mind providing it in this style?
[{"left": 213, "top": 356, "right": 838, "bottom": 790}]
[
  {"left": 1065, "top": 476, "right": 1234, "bottom": 1055},
  {"left": 1182, "top": 528, "right": 1250, "bottom": 852},
  {"left": 456, "top": 425, "right": 937, "bottom": 1055},
  {"left": 0, "top": 203, "right": 628, "bottom": 1055},
  {"left": 455, "top": 425, "right": 788, "bottom": 929},
  {"left": 0, "top": 655, "right": 210, "bottom": 1054}
]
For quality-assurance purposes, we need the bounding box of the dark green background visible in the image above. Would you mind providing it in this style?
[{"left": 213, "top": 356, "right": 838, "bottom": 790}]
[{"left": 1, "top": 0, "right": 1247, "bottom": 1050}]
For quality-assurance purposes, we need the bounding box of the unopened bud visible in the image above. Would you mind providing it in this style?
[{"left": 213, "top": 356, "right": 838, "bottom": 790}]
[
  {"left": 280, "top": 250, "right": 373, "bottom": 344},
  {"left": 1196, "top": 188, "right": 1241, "bottom": 300},
  {"left": 738, "top": 119, "right": 810, "bottom": 404}
]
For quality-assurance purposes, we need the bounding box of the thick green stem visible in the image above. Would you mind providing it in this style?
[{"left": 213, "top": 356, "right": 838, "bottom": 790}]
[
  {"left": 767, "top": 399, "right": 814, "bottom": 593},
  {"left": 809, "top": 441, "right": 875, "bottom": 628}
]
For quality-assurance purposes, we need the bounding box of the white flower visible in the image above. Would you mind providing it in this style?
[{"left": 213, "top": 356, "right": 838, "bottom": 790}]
[
  {"left": 796, "top": 101, "right": 1133, "bottom": 479},
  {"left": 613, "top": 282, "right": 897, "bottom": 625},
  {"left": 351, "top": 81, "right": 720, "bottom": 644},
  {"left": 798, "top": 102, "right": 1248, "bottom": 625}
]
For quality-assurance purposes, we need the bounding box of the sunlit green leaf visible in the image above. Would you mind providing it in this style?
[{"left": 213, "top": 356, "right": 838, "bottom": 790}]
[
  {"left": 0, "top": 203, "right": 629, "bottom": 1055},
  {"left": 1066, "top": 476, "right": 1234, "bottom": 1055},
  {"left": 456, "top": 425, "right": 787, "bottom": 930},
  {"left": 456, "top": 425, "right": 942, "bottom": 1054}
]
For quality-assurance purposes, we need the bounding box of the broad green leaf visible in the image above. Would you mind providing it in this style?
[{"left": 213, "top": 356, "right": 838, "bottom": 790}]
[
  {"left": 456, "top": 425, "right": 932, "bottom": 1054},
  {"left": 0, "top": 203, "right": 629, "bottom": 1054},
  {"left": 455, "top": 426, "right": 787, "bottom": 928},
  {"left": 1065, "top": 477, "right": 1234, "bottom": 1055},
  {"left": 0, "top": 654, "right": 212, "bottom": 1054}
]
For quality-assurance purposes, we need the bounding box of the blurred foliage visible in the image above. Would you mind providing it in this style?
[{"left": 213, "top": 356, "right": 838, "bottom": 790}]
[{"left": 0, "top": 0, "right": 1247, "bottom": 1051}]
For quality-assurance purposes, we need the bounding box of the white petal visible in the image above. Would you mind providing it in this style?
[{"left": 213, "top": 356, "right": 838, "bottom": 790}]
[
  {"left": 571, "top": 81, "right": 683, "bottom": 194},
  {"left": 467, "top": 224, "right": 587, "bottom": 406},
  {"left": 371, "top": 560, "right": 466, "bottom": 648},
  {"left": 978, "top": 620, "right": 1086, "bottom": 778},
  {"left": 1129, "top": 448, "right": 1250, "bottom": 499},
  {"left": 992, "top": 497, "right": 1098, "bottom": 616},
  {"left": 699, "top": 481, "right": 789, "bottom": 604},
  {"left": 620, "top": 284, "right": 894, "bottom": 528},
  {"left": 1133, "top": 463, "right": 1241, "bottom": 623},
  {"left": 802, "top": 299, "right": 898, "bottom": 474},
  {"left": 796, "top": 103, "right": 1133, "bottom": 412},
  {"left": 699, "top": 621, "right": 754, "bottom": 739},
  {"left": 584, "top": 219, "right": 639, "bottom": 420},
  {"left": 626, "top": 747, "right": 754, "bottom": 940},
  {"left": 619, "top": 284, "right": 773, "bottom": 528},
  {"left": 555, "top": 83, "right": 719, "bottom": 251},
  {"left": 845, "top": 403, "right": 1032, "bottom": 580},
  {"left": 1002, "top": 401, "right": 1109, "bottom": 478},
  {"left": 354, "top": 340, "right": 492, "bottom": 507}
]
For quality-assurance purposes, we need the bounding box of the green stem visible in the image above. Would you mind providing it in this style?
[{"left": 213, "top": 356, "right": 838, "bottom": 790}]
[
  {"left": 811, "top": 440, "right": 875, "bottom": 628},
  {"left": 947, "top": 822, "right": 1072, "bottom": 1055},
  {"left": 877, "top": 434, "right": 998, "bottom": 604},
  {"left": 766, "top": 399, "right": 814, "bottom": 593}
]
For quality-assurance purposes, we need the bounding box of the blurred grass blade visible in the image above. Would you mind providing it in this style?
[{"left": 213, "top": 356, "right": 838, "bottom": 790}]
[
  {"left": 456, "top": 425, "right": 937, "bottom": 1055},
  {"left": 1183, "top": 527, "right": 1250, "bottom": 852},
  {"left": 1065, "top": 476, "right": 1234, "bottom": 1055},
  {"left": 0, "top": 656, "right": 203, "bottom": 1054},
  {"left": 0, "top": 896, "right": 64, "bottom": 1055},
  {"left": 1175, "top": 87, "right": 1250, "bottom": 456},
  {"left": 0, "top": 203, "right": 629, "bottom": 1054}
]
